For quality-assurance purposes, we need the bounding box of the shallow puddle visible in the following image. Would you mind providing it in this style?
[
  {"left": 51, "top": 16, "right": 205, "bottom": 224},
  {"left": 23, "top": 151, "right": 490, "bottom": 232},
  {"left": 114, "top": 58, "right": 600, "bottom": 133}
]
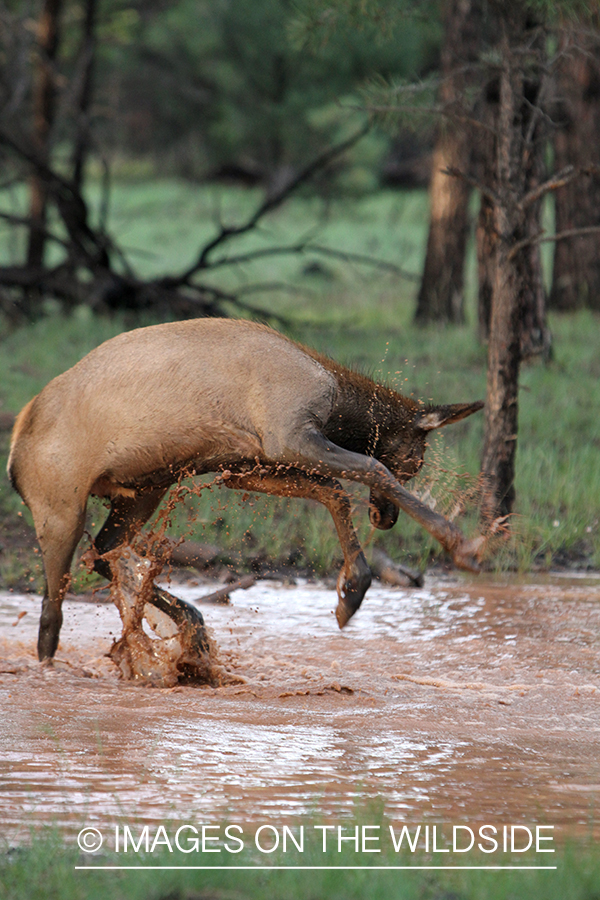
[{"left": 1, "top": 572, "right": 599, "bottom": 842}]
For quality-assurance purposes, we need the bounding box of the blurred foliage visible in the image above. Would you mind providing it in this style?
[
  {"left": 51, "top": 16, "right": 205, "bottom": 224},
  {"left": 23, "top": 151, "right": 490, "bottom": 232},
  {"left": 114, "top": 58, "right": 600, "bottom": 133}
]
[
  {"left": 0, "top": 0, "right": 442, "bottom": 187},
  {"left": 97, "top": 0, "right": 440, "bottom": 183}
]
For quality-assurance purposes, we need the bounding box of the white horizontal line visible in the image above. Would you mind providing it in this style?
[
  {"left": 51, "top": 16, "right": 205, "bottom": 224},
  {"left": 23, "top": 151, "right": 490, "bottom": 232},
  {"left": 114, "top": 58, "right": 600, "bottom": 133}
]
[{"left": 75, "top": 865, "right": 558, "bottom": 871}]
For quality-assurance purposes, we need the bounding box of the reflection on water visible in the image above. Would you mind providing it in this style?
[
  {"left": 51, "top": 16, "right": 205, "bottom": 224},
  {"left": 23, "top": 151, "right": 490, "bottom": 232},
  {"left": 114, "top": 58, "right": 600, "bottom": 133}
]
[{"left": 1, "top": 573, "right": 599, "bottom": 839}]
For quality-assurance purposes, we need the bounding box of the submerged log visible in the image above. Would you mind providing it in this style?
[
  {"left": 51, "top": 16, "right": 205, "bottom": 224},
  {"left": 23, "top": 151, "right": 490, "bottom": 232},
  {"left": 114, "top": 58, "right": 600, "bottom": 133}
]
[{"left": 370, "top": 548, "right": 424, "bottom": 588}]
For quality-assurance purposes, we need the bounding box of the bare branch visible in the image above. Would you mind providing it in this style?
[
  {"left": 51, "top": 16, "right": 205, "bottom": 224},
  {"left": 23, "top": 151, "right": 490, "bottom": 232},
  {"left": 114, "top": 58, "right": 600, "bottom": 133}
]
[
  {"left": 179, "top": 121, "right": 371, "bottom": 282},
  {"left": 0, "top": 126, "right": 138, "bottom": 279},
  {"left": 306, "top": 244, "right": 421, "bottom": 281},
  {"left": 441, "top": 166, "right": 501, "bottom": 206},
  {"left": 197, "top": 241, "right": 420, "bottom": 281},
  {"left": 0, "top": 209, "right": 70, "bottom": 250},
  {"left": 0, "top": 127, "right": 106, "bottom": 262},
  {"left": 546, "top": 226, "right": 600, "bottom": 244},
  {"left": 522, "top": 70, "right": 552, "bottom": 152},
  {"left": 520, "top": 165, "right": 600, "bottom": 211},
  {"left": 509, "top": 225, "right": 600, "bottom": 259},
  {"left": 0, "top": 114, "right": 394, "bottom": 324},
  {"left": 173, "top": 281, "right": 290, "bottom": 325}
]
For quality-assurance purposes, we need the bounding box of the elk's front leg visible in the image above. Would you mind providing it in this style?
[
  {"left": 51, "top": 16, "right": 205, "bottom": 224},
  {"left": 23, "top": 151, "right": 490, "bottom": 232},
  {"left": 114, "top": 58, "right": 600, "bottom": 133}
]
[
  {"left": 93, "top": 490, "right": 210, "bottom": 657},
  {"left": 221, "top": 468, "right": 371, "bottom": 627},
  {"left": 283, "top": 430, "right": 483, "bottom": 573}
]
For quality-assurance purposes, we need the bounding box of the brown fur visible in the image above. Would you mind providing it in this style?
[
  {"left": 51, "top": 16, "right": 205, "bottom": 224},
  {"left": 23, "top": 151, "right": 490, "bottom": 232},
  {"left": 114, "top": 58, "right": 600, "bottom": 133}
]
[{"left": 7, "top": 318, "right": 483, "bottom": 662}]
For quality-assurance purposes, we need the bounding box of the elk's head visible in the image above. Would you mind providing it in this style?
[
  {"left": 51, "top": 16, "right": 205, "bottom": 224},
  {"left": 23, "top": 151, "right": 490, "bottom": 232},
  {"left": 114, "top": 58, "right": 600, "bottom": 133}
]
[{"left": 369, "top": 400, "right": 484, "bottom": 530}]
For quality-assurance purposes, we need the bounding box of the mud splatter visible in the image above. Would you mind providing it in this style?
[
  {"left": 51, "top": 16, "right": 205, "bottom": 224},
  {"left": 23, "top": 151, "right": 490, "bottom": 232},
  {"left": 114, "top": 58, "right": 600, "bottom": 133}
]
[{"left": 1, "top": 573, "right": 599, "bottom": 838}]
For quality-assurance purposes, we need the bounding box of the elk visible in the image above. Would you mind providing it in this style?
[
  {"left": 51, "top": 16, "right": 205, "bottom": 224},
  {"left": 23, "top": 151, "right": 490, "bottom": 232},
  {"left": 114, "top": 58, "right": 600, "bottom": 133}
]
[{"left": 7, "top": 318, "right": 484, "bottom": 663}]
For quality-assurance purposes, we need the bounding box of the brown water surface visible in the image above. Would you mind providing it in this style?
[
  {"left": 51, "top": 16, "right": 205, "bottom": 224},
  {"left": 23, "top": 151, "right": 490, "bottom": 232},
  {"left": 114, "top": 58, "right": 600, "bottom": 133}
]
[{"left": 1, "top": 573, "right": 599, "bottom": 843}]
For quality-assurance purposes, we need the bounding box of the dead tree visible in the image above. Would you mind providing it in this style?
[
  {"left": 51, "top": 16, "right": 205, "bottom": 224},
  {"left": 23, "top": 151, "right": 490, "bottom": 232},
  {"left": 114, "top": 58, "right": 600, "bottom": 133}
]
[
  {"left": 479, "top": 7, "right": 554, "bottom": 520},
  {"left": 474, "top": 61, "right": 551, "bottom": 359},
  {"left": 27, "top": 0, "right": 63, "bottom": 277},
  {"left": 415, "top": 0, "right": 480, "bottom": 324},
  {"left": 70, "top": 0, "right": 98, "bottom": 194},
  {"left": 0, "top": 3, "right": 412, "bottom": 324},
  {"left": 0, "top": 121, "right": 415, "bottom": 322}
]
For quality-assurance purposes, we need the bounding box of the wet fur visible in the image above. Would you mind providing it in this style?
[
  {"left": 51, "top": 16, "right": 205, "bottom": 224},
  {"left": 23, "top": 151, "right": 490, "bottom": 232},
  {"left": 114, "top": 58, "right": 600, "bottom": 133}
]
[{"left": 8, "top": 318, "right": 483, "bottom": 662}]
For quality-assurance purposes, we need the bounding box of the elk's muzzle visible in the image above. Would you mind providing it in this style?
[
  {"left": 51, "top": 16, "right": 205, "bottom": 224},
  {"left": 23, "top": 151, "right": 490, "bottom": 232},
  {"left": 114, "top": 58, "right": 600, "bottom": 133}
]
[{"left": 369, "top": 490, "right": 400, "bottom": 530}]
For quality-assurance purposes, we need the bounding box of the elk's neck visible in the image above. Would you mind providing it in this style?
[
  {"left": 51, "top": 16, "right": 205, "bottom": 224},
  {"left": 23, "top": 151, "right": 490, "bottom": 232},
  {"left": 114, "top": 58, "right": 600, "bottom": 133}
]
[{"left": 323, "top": 375, "right": 418, "bottom": 457}]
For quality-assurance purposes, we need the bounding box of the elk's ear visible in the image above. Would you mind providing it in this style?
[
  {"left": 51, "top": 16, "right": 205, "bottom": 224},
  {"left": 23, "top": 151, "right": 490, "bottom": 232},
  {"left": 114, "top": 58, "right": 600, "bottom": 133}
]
[{"left": 415, "top": 400, "right": 484, "bottom": 432}]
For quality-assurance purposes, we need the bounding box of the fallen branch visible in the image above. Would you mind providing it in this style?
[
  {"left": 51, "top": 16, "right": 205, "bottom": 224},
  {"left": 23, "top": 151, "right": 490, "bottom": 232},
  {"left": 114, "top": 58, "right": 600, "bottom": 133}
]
[
  {"left": 168, "top": 539, "right": 222, "bottom": 570},
  {"left": 194, "top": 575, "right": 257, "bottom": 605},
  {"left": 370, "top": 547, "right": 424, "bottom": 588},
  {"left": 0, "top": 117, "right": 412, "bottom": 322}
]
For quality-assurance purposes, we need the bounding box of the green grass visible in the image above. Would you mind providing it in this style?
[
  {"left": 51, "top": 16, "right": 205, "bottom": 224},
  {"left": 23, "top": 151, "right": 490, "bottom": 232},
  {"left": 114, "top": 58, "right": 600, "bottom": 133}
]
[
  {"left": 1, "top": 824, "right": 599, "bottom": 900},
  {"left": 1, "top": 182, "right": 599, "bottom": 590}
]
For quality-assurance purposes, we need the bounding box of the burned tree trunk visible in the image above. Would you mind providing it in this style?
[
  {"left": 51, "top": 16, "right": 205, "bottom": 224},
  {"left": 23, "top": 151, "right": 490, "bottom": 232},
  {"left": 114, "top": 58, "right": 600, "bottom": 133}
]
[
  {"left": 476, "top": 66, "right": 550, "bottom": 357},
  {"left": 71, "top": 0, "right": 97, "bottom": 193},
  {"left": 518, "top": 88, "right": 551, "bottom": 361},
  {"left": 480, "top": 12, "right": 549, "bottom": 520},
  {"left": 550, "top": 29, "right": 600, "bottom": 312},
  {"left": 27, "top": 0, "right": 63, "bottom": 273},
  {"left": 476, "top": 195, "right": 496, "bottom": 341},
  {"left": 474, "top": 77, "right": 498, "bottom": 342},
  {"left": 415, "top": 0, "right": 480, "bottom": 324}
]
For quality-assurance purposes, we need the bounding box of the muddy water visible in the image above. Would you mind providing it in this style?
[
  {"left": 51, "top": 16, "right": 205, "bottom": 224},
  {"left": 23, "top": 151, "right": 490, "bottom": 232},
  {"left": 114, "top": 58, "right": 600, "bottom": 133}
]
[{"left": 1, "top": 573, "right": 599, "bottom": 842}]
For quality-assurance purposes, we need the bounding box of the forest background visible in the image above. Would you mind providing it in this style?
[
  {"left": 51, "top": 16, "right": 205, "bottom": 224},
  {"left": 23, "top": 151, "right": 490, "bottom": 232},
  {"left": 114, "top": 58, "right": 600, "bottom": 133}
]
[{"left": 0, "top": 0, "right": 599, "bottom": 592}]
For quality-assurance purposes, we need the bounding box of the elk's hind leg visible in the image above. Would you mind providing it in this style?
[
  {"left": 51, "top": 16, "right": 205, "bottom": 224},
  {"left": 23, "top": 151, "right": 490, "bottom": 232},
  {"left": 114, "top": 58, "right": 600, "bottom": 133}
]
[
  {"left": 93, "top": 490, "right": 209, "bottom": 654},
  {"left": 36, "top": 503, "right": 87, "bottom": 660}
]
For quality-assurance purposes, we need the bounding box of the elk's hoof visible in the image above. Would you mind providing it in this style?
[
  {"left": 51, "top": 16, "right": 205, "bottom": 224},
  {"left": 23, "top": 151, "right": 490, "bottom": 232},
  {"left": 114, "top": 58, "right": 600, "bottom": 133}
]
[
  {"left": 151, "top": 587, "right": 211, "bottom": 655},
  {"left": 37, "top": 599, "right": 63, "bottom": 661},
  {"left": 335, "top": 556, "right": 372, "bottom": 629},
  {"left": 452, "top": 535, "right": 485, "bottom": 573}
]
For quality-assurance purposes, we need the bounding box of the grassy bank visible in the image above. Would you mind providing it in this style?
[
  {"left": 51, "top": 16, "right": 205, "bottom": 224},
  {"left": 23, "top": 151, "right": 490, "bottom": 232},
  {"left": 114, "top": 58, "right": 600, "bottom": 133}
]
[
  {"left": 1, "top": 826, "right": 599, "bottom": 900},
  {"left": 1, "top": 183, "right": 599, "bottom": 591}
]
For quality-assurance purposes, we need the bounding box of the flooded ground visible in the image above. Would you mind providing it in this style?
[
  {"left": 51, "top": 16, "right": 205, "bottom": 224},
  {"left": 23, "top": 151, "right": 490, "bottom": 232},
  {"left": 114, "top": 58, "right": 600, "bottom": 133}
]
[{"left": 1, "top": 572, "right": 599, "bottom": 844}]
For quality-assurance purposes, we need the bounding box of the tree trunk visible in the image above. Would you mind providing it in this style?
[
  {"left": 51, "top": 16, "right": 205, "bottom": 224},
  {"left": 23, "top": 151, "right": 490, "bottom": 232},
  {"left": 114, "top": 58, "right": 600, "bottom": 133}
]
[
  {"left": 476, "top": 195, "right": 495, "bottom": 340},
  {"left": 415, "top": 128, "right": 471, "bottom": 323},
  {"left": 27, "top": 0, "right": 63, "bottom": 272},
  {"left": 476, "top": 57, "right": 550, "bottom": 357},
  {"left": 71, "top": 0, "right": 97, "bottom": 194},
  {"left": 480, "top": 13, "right": 532, "bottom": 521},
  {"left": 473, "top": 77, "right": 498, "bottom": 341},
  {"left": 518, "top": 97, "right": 551, "bottom": 360},
  {"left": 519, "top": 200, "right": 551, "bottom": 359},
  {"left": 415, "top": 0, "right": 479, "bottom": 324},
  {"left": 550, "top": 28, "right": 600, "bottom": 312}
]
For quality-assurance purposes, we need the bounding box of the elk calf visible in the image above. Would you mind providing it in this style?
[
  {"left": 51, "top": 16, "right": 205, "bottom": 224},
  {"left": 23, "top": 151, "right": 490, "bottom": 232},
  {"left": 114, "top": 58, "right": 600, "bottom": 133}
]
[{"left": 7, "top": 318, "right": 483, "bottom": 662}]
